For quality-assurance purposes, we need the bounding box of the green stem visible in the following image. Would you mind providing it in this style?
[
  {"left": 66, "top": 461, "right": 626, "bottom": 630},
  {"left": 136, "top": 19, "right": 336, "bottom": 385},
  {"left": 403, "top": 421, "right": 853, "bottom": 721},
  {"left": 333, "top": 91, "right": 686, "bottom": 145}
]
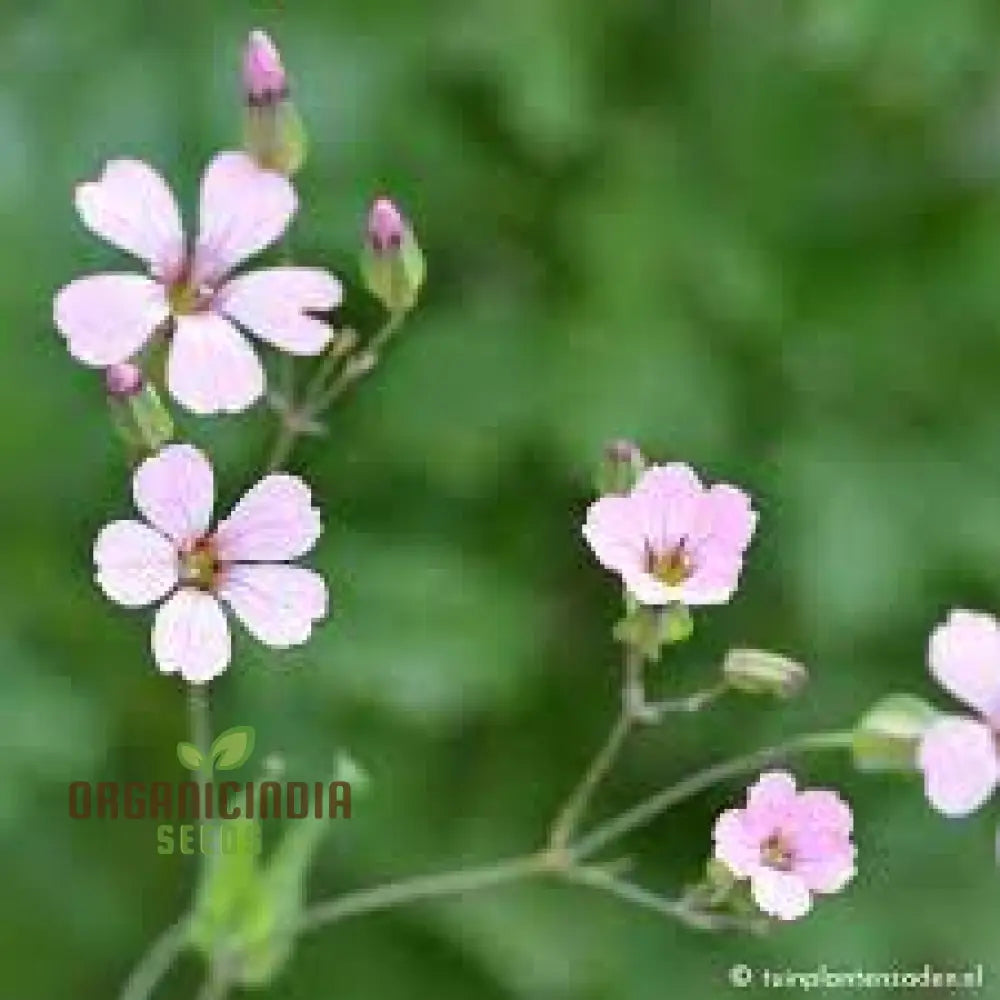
[
  {"left": 117, "top": 919, "right": 189, "bottom": 1000},
  {"left": 266, "top": 310, "right": 407, "bottom": 471},
  {"left": 297, "top": 854, "right": 545, "bottom": 934},
  {"left": 571, "top": 730, "right": 854, "bottom": 861}
]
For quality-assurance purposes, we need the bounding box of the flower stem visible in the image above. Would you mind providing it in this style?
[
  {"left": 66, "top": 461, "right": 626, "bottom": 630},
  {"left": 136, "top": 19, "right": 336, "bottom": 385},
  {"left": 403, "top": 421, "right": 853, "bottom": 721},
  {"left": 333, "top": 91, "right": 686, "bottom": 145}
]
[
  {"left": 266, "top": 310, "right": 407, "bottom": 472},
  {"left": 188, "top": 684, "right": 212, "bottom": 791},
  {"left": 117, "top": 919, "right": 190, "bottom": 1000},
  {"left": 548, "top": 645, "right": 646, "bottom": 850},
  {"left": 297, "top": 854, "right": 546, "bottom": 934},
  {"left": 571, "top": 730, "right": 854, "bottom": 861}
]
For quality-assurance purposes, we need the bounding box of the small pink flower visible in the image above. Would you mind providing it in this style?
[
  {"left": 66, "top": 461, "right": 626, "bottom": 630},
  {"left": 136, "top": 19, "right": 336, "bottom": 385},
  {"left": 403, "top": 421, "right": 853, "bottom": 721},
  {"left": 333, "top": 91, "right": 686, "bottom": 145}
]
[
  {"left": 54, "top": 153, "right": 342, "bottom": 415},
  {"left": 582, "top": 463, "right": 757, "bottom": 606},
  {"left": 93, "top": 443, "right": 328, "bottom": 683},
  {"left": 917, "top": 610, "right": 1000, "bottom": 817},
  {"left": 713, "top": 771, "right": 856, "bottom": 921},
  {"left": 244, "top": 29, "right": 288, "bottom": 104}
]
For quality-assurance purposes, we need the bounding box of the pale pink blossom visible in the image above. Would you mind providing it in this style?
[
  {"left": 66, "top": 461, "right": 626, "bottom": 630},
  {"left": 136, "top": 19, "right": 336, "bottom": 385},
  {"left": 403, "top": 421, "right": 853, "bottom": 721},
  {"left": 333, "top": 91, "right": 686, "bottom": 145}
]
[
  {"left": 54, "top": 153, "right": 341, "bottom": 415},
  {"left": 917, "top": 610, "right": 1000, "bottom": 817},
  {"left": 93, "top": 444, "right": 328, "bottom": 683},
  {"left": 243, "top": 30, "right": 287, "bottom": 104},
  {"left": 367, "top": 198, "right": 405, "bottom": 253},
  {"left": 713, "top": 771, "right": 856, "bottom": 921},
  {"left": 582, "top": 463, "right": 757, "bottom": 606}
]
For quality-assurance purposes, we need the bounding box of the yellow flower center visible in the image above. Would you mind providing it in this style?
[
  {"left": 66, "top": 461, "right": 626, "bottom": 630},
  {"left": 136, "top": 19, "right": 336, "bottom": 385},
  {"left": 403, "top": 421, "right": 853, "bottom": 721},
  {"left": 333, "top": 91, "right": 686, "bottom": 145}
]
[
  {"left": 180, "top": 540, "right": 219, "bottom": 590},
  {"left": 649, "top": 544, "right": 694, "bottom": 586},
  {"left": 761, "top": 832, "right": 795, "bottom": 872}
]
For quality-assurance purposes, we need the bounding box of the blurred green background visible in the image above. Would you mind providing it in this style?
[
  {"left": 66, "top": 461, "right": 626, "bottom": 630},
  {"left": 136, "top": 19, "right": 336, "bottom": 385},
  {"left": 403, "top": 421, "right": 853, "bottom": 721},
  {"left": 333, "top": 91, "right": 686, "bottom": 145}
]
[{"left": 3, "top": 0, "right": 1000, "bottom": 996}]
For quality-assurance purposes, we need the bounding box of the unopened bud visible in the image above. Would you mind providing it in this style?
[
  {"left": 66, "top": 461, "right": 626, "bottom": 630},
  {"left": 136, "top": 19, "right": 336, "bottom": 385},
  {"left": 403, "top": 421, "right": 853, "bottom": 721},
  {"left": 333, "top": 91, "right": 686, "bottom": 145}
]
[
  {"left": 361, "top": 198, "right": 425, "bottom": 313},
  {"left": 851, "top": 694, "right": 939, "bottom": 773},
  {"left": 107, "top": 370, "right": 174, "bottom": 456},
  {"left": 243, "top": 30, "right": 288, "bottom": 105},
  {"left": 597, "top": 439, "right": 645, "bottom": 495},
  {"left": 723, "top": 648, "right": 808, "bottom": 699},
  {"left": 241, "top": 30, "right": 307, "bottom": 176},
  {"left": 104, "top": 362, "right": 143, "bottom": 398}
]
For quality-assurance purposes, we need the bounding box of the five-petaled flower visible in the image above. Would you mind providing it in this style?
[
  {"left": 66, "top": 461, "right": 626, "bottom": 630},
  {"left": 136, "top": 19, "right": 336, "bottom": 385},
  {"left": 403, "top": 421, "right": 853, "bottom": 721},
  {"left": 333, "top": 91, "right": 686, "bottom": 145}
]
[
  {"left": 917, "top": 610, "right": 1000, "bottom": 817},
  {"left": 713, "top": 771, "right": 856, "bottom": 921},
  {"left": 582, "top": 463, "right": 757, "bottom": 607},
  {"left": 54, "top": 153, "right": 341, "bottom": 415},
  {"left": 93, "top": 443, "right": 328, "bottom": 683}
]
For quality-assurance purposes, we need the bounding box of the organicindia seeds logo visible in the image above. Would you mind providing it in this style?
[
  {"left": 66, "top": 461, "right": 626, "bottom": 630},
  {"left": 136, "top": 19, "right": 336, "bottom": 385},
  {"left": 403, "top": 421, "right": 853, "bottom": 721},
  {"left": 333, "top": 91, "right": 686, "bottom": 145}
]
[{"left": 68, "top": 725, "right": 354, "bottom": 856}]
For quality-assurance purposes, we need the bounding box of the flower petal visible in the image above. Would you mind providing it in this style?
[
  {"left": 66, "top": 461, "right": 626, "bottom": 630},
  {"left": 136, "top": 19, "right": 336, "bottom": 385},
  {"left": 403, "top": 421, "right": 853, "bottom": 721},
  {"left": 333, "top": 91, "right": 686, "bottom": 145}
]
[
  {"left": 793, "top": 836, "right": 857, "bottom": 895},
  {"left": 74, "top": 159, "right": 184, "bottom": 274},
  {"left": 214, "top": 474, "right": 321, "bottom": 563},
  {"left": 220, "top": 267, "right": 342, "bottom": 356},
  {"left": 689, "top": 483, "right": 758, "bottom": 553},
  {"left": 93, "top": 520, "right": 178, "bottom": 607},
  {"left": 191, "top": 152, "right": 296, "bottom": 284},
  {"left": 218, "top": 564, "right": 328, "bottom": 647},
  {"left": 928, "top": 610, "right": 1000, "bottom": 724},
  {"left": 750, "top": 868, "right": 812, "bottom": 921},
  {"left": 152, "top": 588, "right": 231, "bottom": 683},
  {"left": 712, "top": 808, "right": 760, "bottom": 878},
  {"left": 630, "top": 464, "right": 704, "bottom": 555},
  {"left": 582, "top": 495, "right": 647, "bottom": 581},
  {"left": 742, "top": 771, "right": 799, "bottom": 837},
  {"left": 795, "top": 790, "right": 854, "bottom": 836},
  {"left": 917, "top": 715, "right": 999, "bottom": 818},
  {"left": 54, "top": 274, "right": 168, "bottom": 367},
  {"left": 133, "top": 444, "right": 215, "bottom": 546},
  {"left": 167, "top": 313, "right": 265, "bottom": 415}
]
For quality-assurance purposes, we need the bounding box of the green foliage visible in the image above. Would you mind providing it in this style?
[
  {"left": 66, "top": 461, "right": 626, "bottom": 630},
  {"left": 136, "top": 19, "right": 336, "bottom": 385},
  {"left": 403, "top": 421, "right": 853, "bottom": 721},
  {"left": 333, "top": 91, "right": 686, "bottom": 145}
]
[{"left": 7, "top": 0, "right": 1000, "bottom": 997}]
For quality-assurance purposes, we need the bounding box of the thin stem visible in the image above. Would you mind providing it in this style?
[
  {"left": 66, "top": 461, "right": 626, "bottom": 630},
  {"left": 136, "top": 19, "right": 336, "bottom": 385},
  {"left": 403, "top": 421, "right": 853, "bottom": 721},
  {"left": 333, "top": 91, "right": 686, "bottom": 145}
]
[
  {"left": 639, "top": 681, "right": 729, "bottom": 722},
  {"left": 561, "top": 866, "right": 754, "bottom": 932},
  {"left": 266, "top": 310, "right": 407, "bottom": 471},
  {"left": 571, "top": 730, "right": 854, "bottom": 861},
  {"left": 297, "top": 854, "right": 545, "bottom": 934},
  {"left": 117, "top": 919, "right": 189, "bottom": 1000},
  {"left": 549, "top": 645, "right": 646, "bottom": 850},
  {"left": 188, "top": 684, "right": 212, "bottom": 792}
]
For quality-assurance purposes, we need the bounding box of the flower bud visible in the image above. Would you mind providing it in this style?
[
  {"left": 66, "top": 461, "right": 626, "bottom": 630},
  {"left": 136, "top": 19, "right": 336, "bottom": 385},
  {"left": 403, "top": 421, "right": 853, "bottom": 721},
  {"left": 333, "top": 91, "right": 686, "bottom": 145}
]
[
  {"left": 241, "top": 30, "right": 307, "bottom": 177},
  {"left": 851, "top": 694, "right": 939, "bottom": 773},
  {"left": 104, "top": 362, "right": 143, "bottom": 398},
  {"left": 723, "top": 648, "right": 808, "bottom": 699},
  {"left": 596, "top": 439, "right": 645, "bottom": 496},
  {"left": 106, "top": 366, "right": 174, "bottom": 456},
  {"left": 243, "top": 30, "right": 287, "bottom": 105},
  {"left": 361, "top": 198, "right": 426, "bottom": 313}
]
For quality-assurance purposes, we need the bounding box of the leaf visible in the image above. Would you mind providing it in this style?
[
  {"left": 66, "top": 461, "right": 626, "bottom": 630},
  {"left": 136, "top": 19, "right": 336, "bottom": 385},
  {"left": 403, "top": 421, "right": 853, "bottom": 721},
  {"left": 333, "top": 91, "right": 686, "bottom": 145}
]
[
  {"left": 176, "top": 741, "right": 204, "bottom": 771},
  {"left": 210, "top": 726, "right": 256, "bottom": 771}
]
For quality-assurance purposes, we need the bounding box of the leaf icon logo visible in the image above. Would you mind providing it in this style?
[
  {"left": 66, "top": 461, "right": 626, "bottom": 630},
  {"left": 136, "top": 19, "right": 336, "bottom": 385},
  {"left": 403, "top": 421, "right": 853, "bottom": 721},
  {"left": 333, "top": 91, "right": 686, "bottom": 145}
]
[{"left": 176, "top": 726, "right": 256, "bottom": 773}]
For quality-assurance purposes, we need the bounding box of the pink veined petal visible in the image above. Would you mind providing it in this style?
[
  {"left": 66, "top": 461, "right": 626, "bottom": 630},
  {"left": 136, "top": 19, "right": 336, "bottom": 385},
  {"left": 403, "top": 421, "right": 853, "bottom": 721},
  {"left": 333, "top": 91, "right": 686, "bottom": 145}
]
[
  {"left": 792, "top": 835, "right": 857, "bottom": 895},
  {"left": 622, "top": 571, "right": 675, "bottom": 607},
  {"left": 93, "top": 520, "right": 178, "bottom": 608},
  {"left": 191, "top": 152, "right": 296, "bottom": 285},
  {"left": 582, "top": 495, "right": 648, "bottom": 581},
  {"left": 167, "top": 312, "right": 265, "bottom": 415},
  {"left": 794, "top": 790, "right": 854, "bottom": 836},
  {"left": 750, "top": 868, "right": 813, "bottom": 921},
  {"left": 630, "top": 464, "right": 704, "bottom": 556},
  {"left": 712, "top": 808, "right": 760, "bottom": 878},
  {"left": 219, "top": 267, "right": 342, "bottom": 356},
  {"left": 742, "top": 771, "right": 799, "bottom": 837},
  {"left": 675, "top": 548, "right": 744, "bottom": 606},
  {"left": 928, "top": 610, "right": 1000, "bottom": 724},
  {"left": 917, "top": 716, "right": 1000, "bottom": 818},
  {"left": 688, "top": 483, "right": 758, "bottom": 554},
  {"left": 214, "top": 474, "right": 321, "bottom": 563},
  {"left": 133, "top": 444, "right": 215, "bottom": 546},
  {"left": 74, "top": 159, "right": 185, "bottom": 275},
  {"left": 54, "top": 274, "right": 168, "bottom": 367},
  {"left": 218, "top": 564, "right": 328, "bottom": 647},
  {"left": 152, "top": 588, "right": 231, "bottom": 683}
]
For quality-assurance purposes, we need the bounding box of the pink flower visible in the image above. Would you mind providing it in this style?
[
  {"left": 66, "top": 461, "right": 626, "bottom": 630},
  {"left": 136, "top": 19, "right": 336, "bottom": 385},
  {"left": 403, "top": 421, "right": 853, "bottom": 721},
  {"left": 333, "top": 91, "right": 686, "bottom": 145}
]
[
  {"left": 93, "top": 443, "right": 328, "bottom": 683},
  {"left": 244, "top": 30, "right": 288, "bottom": 104},
  {"left": 713, "top": 771, "right": 856, "bottom": 921},
  {"left": 54, "top": 153, "right": 342, "bottom": 415},
  {"left": 581, "top": 463, "right": 757, "bottom": 606},
  {"left": 367, "top": 198, "right": 406, "bottom": 253},
  {"left": 917, "top": 610, "right": 1000, "bottom": 817}
]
